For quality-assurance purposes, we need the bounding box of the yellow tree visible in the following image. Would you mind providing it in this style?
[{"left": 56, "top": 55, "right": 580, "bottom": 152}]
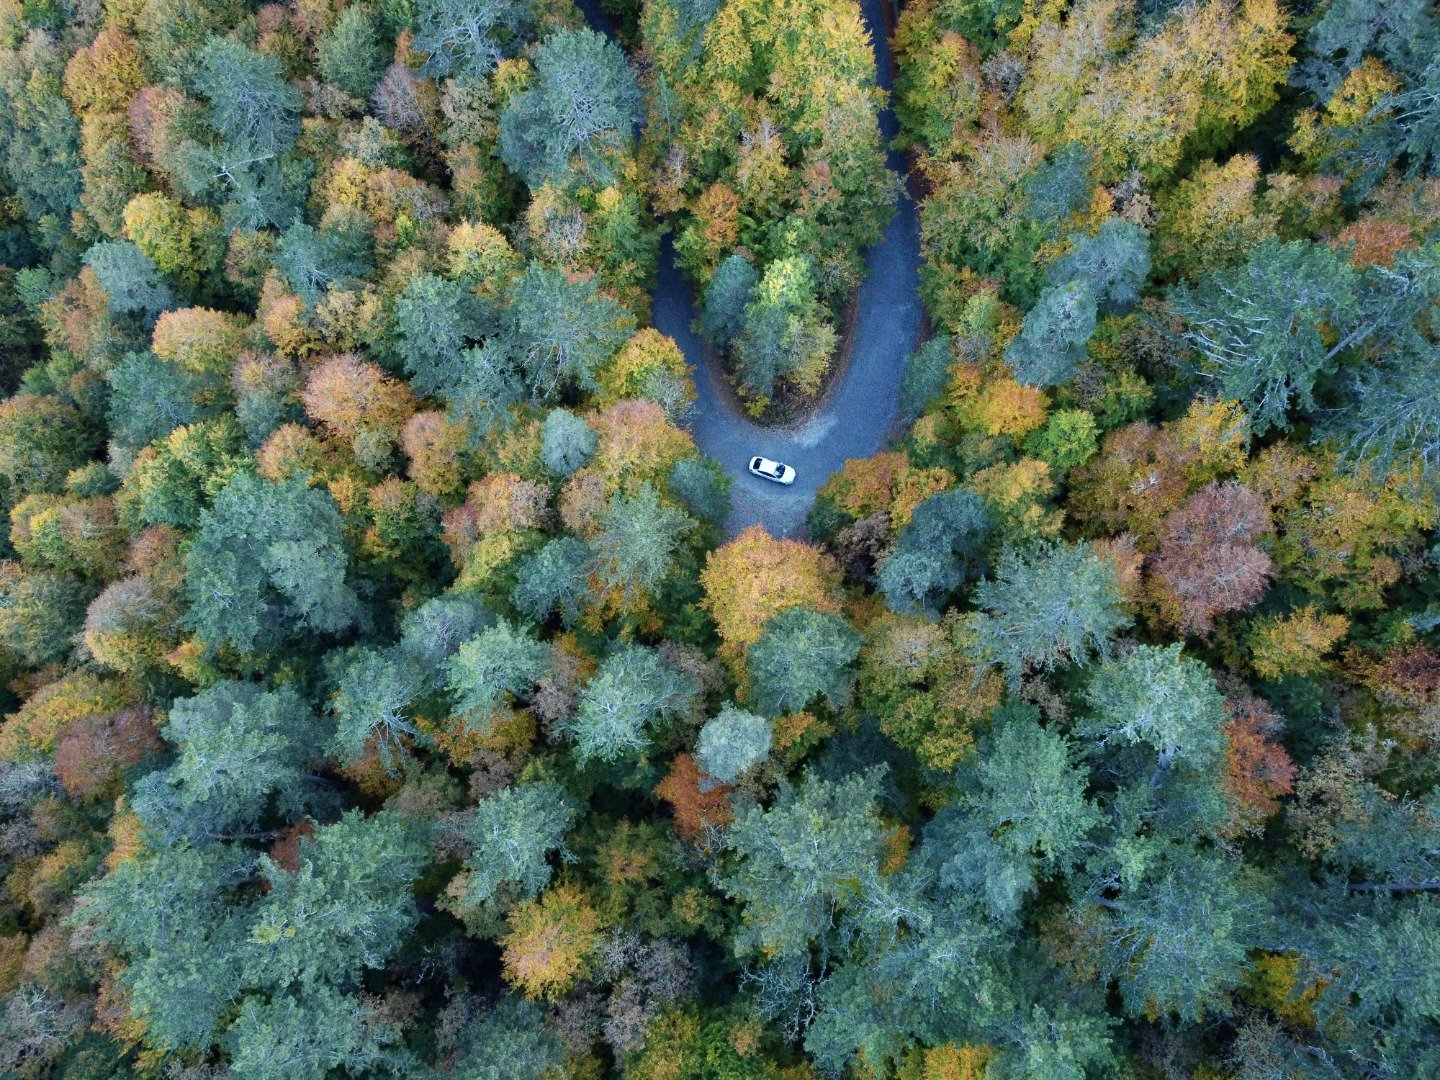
[{"left": 700, "top": 525, "right": 844, "bottom": 666}]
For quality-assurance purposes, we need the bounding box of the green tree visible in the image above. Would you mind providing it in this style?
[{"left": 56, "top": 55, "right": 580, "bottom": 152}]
[
  {"left": 0, "top": 41, "right": 83, "bottom": 234},
  {"left": 1297, "top": 897, "right": 1440, "bottom": 1073},
  {"left": 898, "top": 335, "right": 955, "bottom": 419},
  {"left": 566, "top": 643, "right": 696, "bottom": 764},
  {"left": 243, "top": 810, "right": 429, "bottom": 992},
  {"left": 501, "top": 263, "right": 635, "bottom": 403},
  {"left": 877, "top": 488, "right": 994, "bottom": 615},
  {"left": 106, "top": 351, "right": 217, "bottom": 451},
  {"left": 745, "top": 606, "right": 862, "bottom": 717},
  {"left": 700, "top": 253, "right": 758, "bottom": 349},
  {"left": 1170, "top": 239, "right": 1364, "bottom": 433},
  {"left": 318, "top": 5, "right": 391, "bottom": 99},
  {"left": 510, "top": 536, "right": 592, "bottom": 627},
  {"left": 498, "top": 28, "right": 641, "bottom": 189},
  {"left": 272, "top": 221, "right": 371, "bottom": 310},
  {"left": 227, "top": 985, "right": 406, "bottom": 1080},
  {"left": 184, "top": 472, "right": 361, "bottom": 655},
  {"left": 329, "top": 646, "right": 427, "bottom": 764},
  {"left": 131, "top": 681, "right": 328, "bottom": 843},
  {"left": 392, "top": 273, "right": 495, "bottom": 400},
  {"left": 428, "top": 995, "right": 564, "bottom": 1079},
  {"left": 118, "top": 416, "right": 247, "bottom": 530},
  {"left": 82, "top": 842, "right": 253, "bottom": 1050},
  {"left": 972, "top": 541, "right": 1129, "bottom": 687},
  {"left": 1080, "top": 644, "right": 1228, "bottom": 773},
  {"left": 1046, "top": 218, "right": 1151, "bottom": 315},
  {"left": 667, "top": 457, "right": 732, "bottom": 526},
  {"left": 412, "top": 0, "right": 534, "bottom": 81},
  {"left": 192, "top": 37, "right": 302, "bottom": 156},
  {"left": 717, "top": 767, "right": 888, "bottom": 958},
  {"left": 0, "top": 395, "right": 99, "bottom": 495},
  {"left": 1080, "top": 846, "right": 1272, "bottom": 1022},
  {"left": 695, "top": 703, "right": 771, "bottom": 785},
  {"left": 398, "top": 591, "right": 494, "bottom": 686},
  {"left": 539, "top": 408, "right": 597, "bottom": 478},
  {"left": 446, "top": 618, "right": 552, "bottom": 728},
  {"left": 0, "top": 562, "right": 87, "bottom": 666},
  {"left": 1330, "top": 314, "right": 1440, "bottom": 478},
  {"left": 457, "top": 782, "right": 577, "bottom": 907},
  {"left": 590, "top": 482, "right": 695, "bottom": 607},
  {"left": 1003, "top": 280, "right": 1097, "bottom": 389},
  {"left": 732, "top": 256, "right": 835, "bottom": 402},
  {"left": 928, "top": 705, "right": 1100, "bottom": 922},
  {"left": 83, "top": 241, "right": 175, "bottom": 321}
]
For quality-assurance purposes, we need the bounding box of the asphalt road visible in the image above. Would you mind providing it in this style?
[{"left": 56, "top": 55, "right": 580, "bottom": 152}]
[{"left": 578, "top": 0, "right": 924, "bottom": 538}]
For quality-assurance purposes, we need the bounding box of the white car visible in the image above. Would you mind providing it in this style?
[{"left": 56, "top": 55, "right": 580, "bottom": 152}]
[{"left": 748, "top": 455, "right": 796, "bottom": 485}]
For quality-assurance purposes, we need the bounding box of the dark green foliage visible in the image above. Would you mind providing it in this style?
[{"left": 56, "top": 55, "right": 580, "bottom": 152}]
[
  {"left": 1003, "top": 280, "right": 1097, "bottom": 388},
  {"left": 319, "top": 5, "right": 392, "bottom": 99},
  {"left": 695, "top": 702, "right": 771, "bottom": 784},
  {"left": 928, "top": 705, "right": 1099, "bottom": 921},
  {"left": 1332, "top": 333, "right": 1440, "bottom": 481},
  {"left": 226, "top": 985, "right": 407, "bottom": 1080},
  {"left": 84, "top": 242, "right": 175, "bottom": 321},
  {"left": 591, "top": 482, "right": 695, "bottom": 605},
  {"left": 717, "top": 766, "right": 888, "bottom": 957},
  {"left": 1081, "top": 644, "right": 1228, "bottom": 772},
  {"left": 500, "top": 263, "right": 636, "bottom": 402},
  {"left": 1081, "top": 847, "right": 1272, "bottom": 1022},
  {"left": 428, "top": 995, "right": 565, "bottom": 1079},
  {"left": 746, "top": 606, "right": 862, "bottom": 716},
  {"left": 412, "top": 0, "right": 535, "bottom": 81},
  {"left": 1046, "top": 218, "right": 1151, "bottom": 315},
  {"left": 731, "top": 257, "right": 832, "bottom": 401},
  {"left": 565, "top": 642, "right": 696, "bottom": 763},
  {"left": 667, "top": 457, "right": 732, "bottom": 525},
  {"left": 131, "top": 681, "right": 328, "bottom": 843},
  {"left": 898, "top": 335, "right": 953, "bottom": 418},
  {"left": 398, "top": 591, "right": 494, "bottom": 684},
  {"left": 510, "top": 535, "right": 591, "bottom": 627},
  {"left": 1170, "top": 239, "right": 1362, "bottom": 433},
  {"left": 972, "top": 540, "right": 1129, "bottom": 687},
  {"left": 82, "top": 842, "right": 254, "bottom": 1050},
  {"left": 877, "top": 488, "right": 993, "bottom": 614},
  {"left": 699, "top": 252, "right": 758, "bottom": 348},
  {"left": 272, "top": 221, "right": 372, "bottom": 310},
  {"left": 329, "top": 645, "right": 427, "bottom": 763},
  {"left": 106, "top": 352, "right": 215, "bottom": 451},
  {"left": 183, "top": 473, "right": 361, "bottom": 655},
  {"left": 192, "top": 38, "right": 302, "bottom": 157},
  {"left": 3, "top": 0, "right": 1438, "bottom": 1073},
  {"left": 498, "top": 28, "right": 641, "bottom": 189},
  {"left": 0, "top": 395, "right": 100, "bottom": 494},
  {"left": 446, "top": 617, "right": 552, "bottom": 726},
  {"left": 1023, "top": 143, "right": 1094, "bottom": 226},
  {"left": 457, "top": 781, "right": 577, "bottom": 906},
  {"left": 0, "top": 44, "right": 83, "bottom": 232},
  {"left": 392, "top": 273, "right": 495, "bottom": 400},
  {"left": 244, "top": 810, "right": 429, "bottom": 990},
  {"left": 0, "top": 563, "right": 87, "bottom": 666},
  {"left": 540, "top": 407, "right": 598, "bottom": 477}
]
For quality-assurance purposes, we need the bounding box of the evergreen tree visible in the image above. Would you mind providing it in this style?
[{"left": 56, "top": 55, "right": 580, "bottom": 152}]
[
  {"left": 746, "top": 606, "right": 862, "bottom": 716},
  {"left": 131, "top": 681, "right": 328, "bottom": 843},
  {"left": 972, "top": 541, "right": 1129, "bottom": 686},
  {"left": 498, "top": 29, "right": 641, "bottom": 189},
  {"left": 183, "top": 473, "right": 361, "bottom": 655},
  {"left": 457, "top": 782, "right": 577, "bottom": 907}
]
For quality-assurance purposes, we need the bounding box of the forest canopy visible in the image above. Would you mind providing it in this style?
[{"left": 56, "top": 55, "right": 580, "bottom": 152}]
[{"left": 1, "top": 0, "right": 1440, "bottom": 1076}]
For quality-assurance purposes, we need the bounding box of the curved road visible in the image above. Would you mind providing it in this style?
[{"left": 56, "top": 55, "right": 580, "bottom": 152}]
[{"left": 579, "top": 0, "right": 923, "bottom": 538}]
